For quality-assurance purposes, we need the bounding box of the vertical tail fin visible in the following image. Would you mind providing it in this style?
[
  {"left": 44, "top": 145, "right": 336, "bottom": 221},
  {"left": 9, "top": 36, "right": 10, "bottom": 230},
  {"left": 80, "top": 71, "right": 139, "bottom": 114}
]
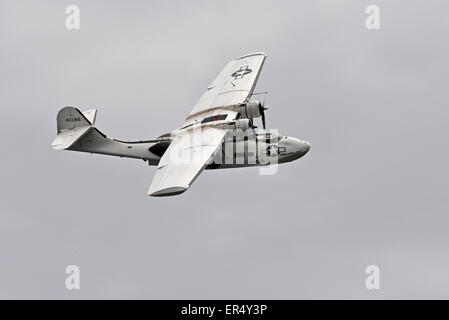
[
  {"left": 56, "top": 106, "right": 94, "bottom": 133},
  {"left": 52, "top": 106, "right": 96, "bottom": 150}
]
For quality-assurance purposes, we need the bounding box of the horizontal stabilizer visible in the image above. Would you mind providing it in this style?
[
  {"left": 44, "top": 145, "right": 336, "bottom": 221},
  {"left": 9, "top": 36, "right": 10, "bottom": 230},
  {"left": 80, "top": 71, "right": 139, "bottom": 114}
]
[{"left": 51, "top": 126, "right": 92, "bottom": 150}]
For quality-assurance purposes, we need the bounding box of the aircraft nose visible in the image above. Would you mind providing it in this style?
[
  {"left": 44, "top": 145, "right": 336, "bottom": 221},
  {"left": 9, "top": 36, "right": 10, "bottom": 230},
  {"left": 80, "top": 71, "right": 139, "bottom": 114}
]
[
  {"left": 277, "top": 137, "right": 310, "bottom": 163},
  {"left": 301, "top": 140, "right": 311, "bottom": 154},
  {"left": 296, "top": 139, "right": 310, "bottom": 156}
]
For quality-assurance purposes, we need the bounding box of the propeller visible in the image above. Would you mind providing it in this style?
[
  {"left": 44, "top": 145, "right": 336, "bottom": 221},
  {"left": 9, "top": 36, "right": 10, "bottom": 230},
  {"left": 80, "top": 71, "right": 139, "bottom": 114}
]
[
  {"left": 249, "top": 92, "right": 269, "bottom": 129},
  {"left": 259, "top": 99, "right": 268, "bottom": 129}
]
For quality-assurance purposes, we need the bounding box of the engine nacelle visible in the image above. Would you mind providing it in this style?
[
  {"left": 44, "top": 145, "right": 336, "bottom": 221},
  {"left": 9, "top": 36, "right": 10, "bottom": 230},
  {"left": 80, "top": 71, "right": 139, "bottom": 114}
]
[
  {"left": 233, "top": 118, "right": 252, "bottom": 131},
  {"left": 239, "top": 101, "right": 261, "bottom": 119},
  {"left": 221, "top": 119, "right": 252, "bottom": 131}
]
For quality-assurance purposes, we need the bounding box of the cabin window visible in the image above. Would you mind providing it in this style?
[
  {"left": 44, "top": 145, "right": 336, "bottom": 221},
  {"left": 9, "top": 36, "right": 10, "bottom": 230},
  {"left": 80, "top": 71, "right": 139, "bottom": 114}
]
[{"left": 201, "top": 114, "right": 227, "bottom": 124}]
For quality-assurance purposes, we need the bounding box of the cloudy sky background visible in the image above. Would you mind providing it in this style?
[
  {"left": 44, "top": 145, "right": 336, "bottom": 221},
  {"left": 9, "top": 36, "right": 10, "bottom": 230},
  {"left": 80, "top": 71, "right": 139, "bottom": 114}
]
[{"left": 0, "top": 0, "right": 448, "bottom": 299}]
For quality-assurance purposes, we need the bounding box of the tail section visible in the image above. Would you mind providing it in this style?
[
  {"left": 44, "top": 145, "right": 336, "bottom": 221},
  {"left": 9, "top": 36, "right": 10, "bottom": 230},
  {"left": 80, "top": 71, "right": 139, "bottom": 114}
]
[
  {"left": 81, "top": 109, "right": 97, "bottom": 126},
  {"left": 52, "top": 106, "right": 96, "bottom": 150},
  {"left": 51, "top": 106, "right": 163, "bottom": 163}
]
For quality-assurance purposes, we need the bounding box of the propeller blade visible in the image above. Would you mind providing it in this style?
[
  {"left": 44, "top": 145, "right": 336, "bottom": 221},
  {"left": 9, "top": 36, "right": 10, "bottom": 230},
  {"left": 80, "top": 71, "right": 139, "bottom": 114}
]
[
  {"left": 261, "top": 110, "right": 266, "bottom": 129},
  {"left": 249, "top": 118, "right": 256, "bottom": 129},
  {"left": 258, "top": 100, "right": 267, "bottom": 129}
]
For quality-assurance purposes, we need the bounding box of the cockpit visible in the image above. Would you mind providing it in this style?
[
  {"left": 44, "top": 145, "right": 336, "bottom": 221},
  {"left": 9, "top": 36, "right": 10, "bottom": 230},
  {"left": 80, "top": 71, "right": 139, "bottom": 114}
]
[{"left": 256, "top": 130, "right": 285, "bottom": 142}]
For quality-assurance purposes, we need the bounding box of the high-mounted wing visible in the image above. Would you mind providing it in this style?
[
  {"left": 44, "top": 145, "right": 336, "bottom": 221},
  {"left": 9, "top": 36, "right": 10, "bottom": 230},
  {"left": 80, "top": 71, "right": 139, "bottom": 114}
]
[
  {"left": 184, "top": 52, "right": 266, "bottom": 125},
  {"left": 148, "top": 126, "right": 227, "bottom": 197},
  {"left": 148, "top": 53, "right": 267, "bottom": 196}
]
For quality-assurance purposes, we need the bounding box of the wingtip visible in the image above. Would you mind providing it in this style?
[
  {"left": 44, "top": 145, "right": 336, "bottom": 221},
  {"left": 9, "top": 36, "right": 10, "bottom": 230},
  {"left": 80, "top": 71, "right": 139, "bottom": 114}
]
[
  {"left": 234, "top": 52, "right": 267, "bottom": 60},
  {"left": 148, "top": 186, "right": 188, "bottom": 197}
]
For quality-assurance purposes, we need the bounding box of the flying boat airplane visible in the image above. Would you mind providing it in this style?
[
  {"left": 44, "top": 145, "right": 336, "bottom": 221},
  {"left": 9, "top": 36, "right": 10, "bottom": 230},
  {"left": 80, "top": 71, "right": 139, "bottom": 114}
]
[{"left": 51, "top": 53, "right": 310, "bottom": 196}]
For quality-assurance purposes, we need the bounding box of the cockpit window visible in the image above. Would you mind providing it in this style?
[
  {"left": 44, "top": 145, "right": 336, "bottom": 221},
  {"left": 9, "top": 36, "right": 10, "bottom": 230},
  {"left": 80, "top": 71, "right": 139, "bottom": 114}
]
[{"left": 257, "top": 131, "right": 282, "bottom": 142}]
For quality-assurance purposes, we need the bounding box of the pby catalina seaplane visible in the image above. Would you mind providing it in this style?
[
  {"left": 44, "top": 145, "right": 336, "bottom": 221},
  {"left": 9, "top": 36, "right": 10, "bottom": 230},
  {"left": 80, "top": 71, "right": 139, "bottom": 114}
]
[{"left": 51, "top": 53, "right": 310, "bottom": 196}]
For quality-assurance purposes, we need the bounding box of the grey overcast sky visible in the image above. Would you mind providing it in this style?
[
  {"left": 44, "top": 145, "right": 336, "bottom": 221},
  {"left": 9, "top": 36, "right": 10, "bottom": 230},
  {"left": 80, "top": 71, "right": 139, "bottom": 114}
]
[{"left": 0, "top": 0, "right": 448, "bottom": 299}]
